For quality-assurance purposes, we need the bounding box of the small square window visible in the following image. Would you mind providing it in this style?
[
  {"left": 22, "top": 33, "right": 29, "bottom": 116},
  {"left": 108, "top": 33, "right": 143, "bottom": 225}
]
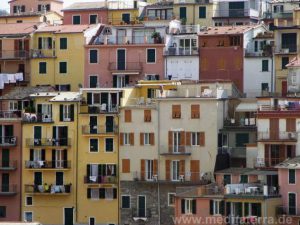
[
  {"left": 147, "top": 49, "right": 156, "bottom": 63},
  {"left": 168, "top": 193, "right": 176, "bottom": 206},
  {"left": 24, "top": 212, "right": 33, "bottom": 222},
  {"left": 121, "top": 195, "right": 130, "bottom": 208},
  {"left": 90, "top": 15, "right": 98, "bottom": 24},
  {"left": 59, "top": 62, "right": 67, "bottom": 74},
  {"left": 60, "top": 38, "right": 67, "bottom": 50},
  {"left": 105, "top": 138, "right": 114, "bottom": 152},
  {"left": 90, "top": 139, "right": 99, "bottom": 152},
  {"left": 0, "top": 206, "right": 6, "bottom": 218},
  {"left": 26, "top": 196, "right": 33, "bottom": 206},
  {"left": 73, "top": 15, "right": 81, "bottom": 25},
  {"left": 39, "top": 62, "right": 47, "bottom": 74}
]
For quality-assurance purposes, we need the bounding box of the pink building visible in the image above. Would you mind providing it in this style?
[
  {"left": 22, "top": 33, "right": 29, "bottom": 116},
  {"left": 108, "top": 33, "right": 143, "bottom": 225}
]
[
  {"left": 84, "top": 25, "right": 165, "bottom": 88},
  {"left": 62, "top": 2, "right": 108, "bottom": 25},
  {"left": 9, "top": 0, "right": 63, "bottom": 15},
  {"left": 276, "top": 157, "right": 300, "bottom": 225}
]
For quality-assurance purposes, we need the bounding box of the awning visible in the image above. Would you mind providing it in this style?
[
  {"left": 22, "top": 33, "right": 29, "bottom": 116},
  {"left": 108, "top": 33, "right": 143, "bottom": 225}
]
[{"left": 236, "top": 102, "right": 257, "bottom": 112}]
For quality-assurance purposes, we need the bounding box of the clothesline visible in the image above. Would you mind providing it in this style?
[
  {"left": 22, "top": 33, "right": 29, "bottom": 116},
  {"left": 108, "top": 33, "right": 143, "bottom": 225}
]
[{"left": 0, "top": 73, "right": 23, "bottom": 89}]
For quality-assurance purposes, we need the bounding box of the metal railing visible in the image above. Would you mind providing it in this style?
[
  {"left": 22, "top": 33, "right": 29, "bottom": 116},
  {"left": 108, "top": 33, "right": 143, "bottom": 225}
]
[
  {"left": 31, "top": 49, "right": 56, "bottom": 58},
  {"left": 223, "top": 118, "right": 256, "bottom": 127},
  {"left": 213, "top": 9, "right": 253, "bottom": 17},
  {"left": 132, "top": 208, "right": 152, "bottom": 218},
  {"left": 25, "top": 160, "right": 71, "bottom": 169},
  {"left": 257, "top": 131, "right": 297, "bottom": 141},
  {"left": 164, "top": 47, "right": 199, "bottom": 56},
  {"left": 0, "top": 160, "right": 17, "bottom": 169},
  {"left": 276, "top": 206, "right": 300, "bottom": 216},
  {"left": 25, "top": 184, "right": 71, "bottom": 194},
  {"left": 263, "top": 11, "right": 293, "bottom": 19},
  {"left": 225, "top": 184, "right": 279, "bottom": 197},
  {"left": 82, "top": 125, "right": 118, "bottom": 134},
  {"left": 132, "top": 171, "right": 158, "bottom": 182},
  {"left": 26, "top": 138, "right": 71, "bottom": 147},
  {"left": 22, "top": 113, "right": 53, "bottom": 123},
  {"left": 108, "top": 62, "right": 143, "bottom": 71},
  {"left": 160, "top": 145, "right": 192, "bottom": 155},
  {"left": 165, "top": 172, "right": 212, "bottom": 183},
  {"left": 0, "top": 50, "right": 29, "bottom": 59},
  {"left": 0, "top": 184, "right": 17, "bottom": 194},
  {"left": 274, "top": 45, "right": 298, "bottom": 54},
  {"left": 84, "top": 175, "right": 118, "bottom": 184},
  {"left": 0, "top": 136, "right": 17, "bottom": 146},
  {"left": 94, "top": 35, "right": 163, "bottom": 45},
  {"left": 255, "top": 157, "right": 284, "bottom": 168},
  {"left": 0, "top": 110, "right": 22, "bottom": 119},
  {"left": 168, "top": 25, "right": 201, "bottom": 34},
  {"left": 80, "top": 105, "right": 119, "bottom": 114}
]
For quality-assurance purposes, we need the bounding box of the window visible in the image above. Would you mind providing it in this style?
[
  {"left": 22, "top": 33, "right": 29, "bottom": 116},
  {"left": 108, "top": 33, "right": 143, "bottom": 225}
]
[
  {"left": 121, "top": 195, "right": 130, "bottom": 208},
  {"left": 289, "top": 169, "right": 296, "bottom": 184},
  {"left": 89, "top": 75, "right": 98, "bottom": 88},
  {"left": 73, "top": 15, "right": 81, "bottom": 24},
  {"left": 90, "top": 15, "right": 98, "bottom": 24},
  {"left": 282, "top": 57, "right": 289, "bottom": 69},
  {"left": 59, "top": 62, "right": 67, "bottom": 74},
  {"left": 9, "top": 101, "right": 18, "bottom": 111},
  {"left": 91, "top": 188, "right": 99, "bottom": 200},
  {"left": 191, "top": 132, "right": 200, "bottom": 146},
  {"left": 289, "top": 193, "right": 296, "bottom": 215},
  {"left": 229, "top": 36, "right": 240, "bottom": 46},
  {"left": 210, "top": 200, "right": 225, "bottom": 215},
  {"left": 56, "top": 84, "right": 71, "bottom": 91},
  {"left": 144, "top": 110, "right": 151, "bottom": 122},
  {"left": 168, "top": 193, "right": 176, "bottom": 206},
  {"left": 199, "top": 7, "right": 206, "bottom": 18},
  {"left": 89, "top": 217, "right": 95, "bottom": 225},
  {"left": 172, "top": 105, "right": 181, "bottom": 119},
  {"left": 240, "top": 175, "right": 248, "bottom": 183},
  {"left": 63, "top": 105, "right": 71, "bottom": 121},
  {"left": 60, "top": 38, "right": 67, "bottom": 50},
  {"left": 24, "top": 212, "right": 33, "bottom": 222},
  {"left": 56, "top": 172, "right": 64, "bottom": 185},
  {"left": 26, "top": 196, "right": 33, "bottom": 206},
  {"left": 261, "top": 83, "right": 269, "bottom": 92},
  {"left": 90, "top": 138, "right": 99, "bottom": 152},
  {"left": 181, "top": 199, "right": 196, "bottom": 214},
  {"left": 125, "top": 110, "right": 132, "bottom": 122},
  {"left": 0, "top": 206, "right": 6, "bottom": 218},
  {"left": 147, "top": 49, "right": 156, "bottom": 63},
  {"left": 38, "top": 37, "right": 52, "bottom": 49},
  {"left": 191, "top": 104, "right": 200, "bottom": 119},
  {"left": 144, "top": 133, "right": 150, "bottom": 145},
  {"left": 262, "top": 60, "right": 269, "bottom": 72},
  {"left": 105, "top": 138, "right": 114, "bottom": 152},
  {"left": 124, "top": 133, "right": 130, "bottom": 145},
  {"left": 60, "top": 104, "right": 74, "bottom": 122},
  {"left": 89, "top": 49, "right": 98, "bottom": 63},
  {"left": 223, "top": 174, "right": 231, "bottom": 185},
  {"left": 39, "top": 62, "right": 47, "bottom": 74},
  {"left": 236, "top": 133, "right": 249, "bottom": 147}
]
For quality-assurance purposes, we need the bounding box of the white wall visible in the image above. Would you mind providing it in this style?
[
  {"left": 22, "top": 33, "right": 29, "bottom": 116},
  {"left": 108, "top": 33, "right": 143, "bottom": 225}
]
[{"left": 165, "top": 56, "right": 199, "bottom": 80}]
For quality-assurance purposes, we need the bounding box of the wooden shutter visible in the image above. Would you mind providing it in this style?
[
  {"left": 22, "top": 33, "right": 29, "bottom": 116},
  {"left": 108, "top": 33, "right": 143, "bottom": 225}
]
[
  {"left": 179, "top": 160, "right": 185, "bottom": 176},
  {"left": 70, "top": 104, "right": 74, "bottom": 121},
  {"left": 129, "top": 133, "right": 134, "bottom": 145},
  {"left": 209, "top": 200, "right": 214, "bottom": 215},
  {"left": 122, "top": 159, "right": 130, "bottom": 173},
  {"left": 199, "top": 132, "right": 205, "bottom": 146},
  {"left": 192, "top": 199, "right": 197, "bottom": 214},
  {"left": 191, "top": 104, "right": 200, "bottom": 119},
  {"left": 125, "top": 110, "right": 132, "bottom": 122},
  {"left": 186, "top": 132, "right": 191, "bottom": 146},
  {"left": 141, "top": 159, "right": 145, "bottom": 181},
  {"left": 153, "top": 159, "right": 158, "bottom": 175},
  {"left": 270, "top": 118, "right": 279, "bottom": 139},
  {"left": 144, "top": 110, "right": 151, "bottom": 122},
  {"left": 59, "top": 105, "right": 63, "bottom": 121},
  {"left": 190, "top": 160, "right": 200, "bottom": 182},
  {"left": 150, "top": 133, "right": 154, "bottom": 145},
  {"left": 120, "top": 133, "right": 124, "bottom": 146},
  {"left": 140, "top": 133, "right": 144, "bottom": 146},
  {"left": 181, "top": 199, "right": 185, "bottom": 214},
  {"left": 265, "top": 144, "right": 270, "bottom": 166},
  {"left": 279, "top": 145, "right": 285, "bottom": 163},
  {"left": 168, "top": 131, "right": 173, "bottom": 152},
  {"left": 30, "top": 149, "right": 34, "bottom": 161},
  {"left": 166, "top": 160, "right": 170, "bottom": 181},
  {"left": 286, "top": 118, "right": 296, "bottom": 132},
  {"left": 172, "top": 105, "right": 181, "bottom": 119}
]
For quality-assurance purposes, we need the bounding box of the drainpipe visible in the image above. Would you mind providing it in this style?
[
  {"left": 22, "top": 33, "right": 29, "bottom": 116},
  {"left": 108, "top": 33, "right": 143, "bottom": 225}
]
[
  {"left": 271, "top": 53, "right": 274, "bottom": 93},
  {"left": 75, "top": 102, "right": 79, "bottom": 223},
  {"left": 157, "top": 101, "right": 161, "bottom": 225}
]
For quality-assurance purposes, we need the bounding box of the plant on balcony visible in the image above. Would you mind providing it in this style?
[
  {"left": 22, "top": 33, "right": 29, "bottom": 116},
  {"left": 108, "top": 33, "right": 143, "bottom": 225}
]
[{"left": 151, "top": 32, "right": 162, "bottom": 44}]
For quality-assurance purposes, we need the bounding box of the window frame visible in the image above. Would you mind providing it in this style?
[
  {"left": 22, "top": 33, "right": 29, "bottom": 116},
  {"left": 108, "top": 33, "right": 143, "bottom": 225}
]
[
  {"left": 25, "top": 196, "right": 33, "bottom": 206},
  {"left": 59, "top": 61, "right": 67, "bottom": 74},
  {"left": 0, "top": 206, "right": 6, "bottom": 218},
  {"left": 105, "top": 138, "right": 114, "bottom": 152},
  {"left": 89, "top": 138, "right": 99, "bottom": 153},
  {"left": 124, "top": 133, "right": 130, "bottom": 145},
  {"left": 168, "top": 193, "right": 176, "bottom": 207},
  {"left": 191, "top": 132, "right": 200, "bottom": 146},
  {"left": 262, "top": 59, "right": 269, "bottom": 72},
  {"left": 72, "top": 15, "right": 81, "bottom": 25},
  {"left": 39, "top": 62, "right": 47, "bottom": 74},
  {"left": 60, "top": 37, "right": 68, "bottom": 50},
  {"left": 89, "top": 49, "right": 98, "bottom": 64},
  {"left": 144, "top": 133, "right": 150, "bottom": 145},
  {"left": 24, "top": 211, "right": 33, "bottom": 222},
  {"left": 121, "top": 195, "right": 131, "bottom": 209},
  {"left": 89, "top": 14, "right": 98, "bottom": 24},
  {"left": 289, "top": 169, "right": 296, "bottom": 185},
  {"left": 199, "top": 6, "right": 206, "bottom": 18},
  {"left": 146, "top": 48, "right": 156, "bottom": 64}
]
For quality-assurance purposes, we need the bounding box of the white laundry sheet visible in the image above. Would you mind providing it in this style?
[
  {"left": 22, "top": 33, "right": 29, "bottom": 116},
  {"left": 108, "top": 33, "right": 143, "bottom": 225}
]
[{"left": 0, "top": 73, "right": 23, "bottom": 89}]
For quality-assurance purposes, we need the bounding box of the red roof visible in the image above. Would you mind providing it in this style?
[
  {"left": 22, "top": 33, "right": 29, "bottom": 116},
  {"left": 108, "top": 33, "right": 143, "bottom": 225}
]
[
  {"left": 0, "top": 22, "right": 40, "bottom": 36},
  {"left": 286, "top": 57, "right": 300, "bottom": 67},
  {"left": 36, "top": 24, "right": 97, "bottom": 34}
]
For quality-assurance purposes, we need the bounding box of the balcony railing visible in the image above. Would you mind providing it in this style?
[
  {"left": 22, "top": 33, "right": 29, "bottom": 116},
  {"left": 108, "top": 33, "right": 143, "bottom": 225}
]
[
  {"left": 132, "top": 208, "right": 152, "bottom": 219},
  {"left": 0, "top": 160, "right": 17, "bottom": 170},
  {"left": 0, "top": 184, "right": 17, "bottom": 195},
  {"left": 108, "top": 62, "right": 143, "bottom": 72},
  {"left": 225, "top": 184, "right": 279, "bottom": 197},
  {"left": 80, "top": 105, "right": 119, "bottom": 114},
  {"left": 26, "top": 138, "right": 71, "bottom": 147},
  {"left": 257, "top": 131, "right": 297, "bottom": 141},
  {"left": 255, "top": 157, "right": 284, "bottom": 168},
  {"left": 276, "top": 206, "right": 300, "bottom": 216},
  {"left": 263, "top": 11, "right": 293, "bottom": 19},
  {"left": 214, "top": 9, "right": 250, "bottom": 17},
  {"left": 160, "top": 146, "right": 192, "bottom": 155},
  {"left": 84, "top": 175, "right": 118, "bottom": 184},
  {"left": 0, "top": 137, "right": 17, "bottom": 146},
  {"left": 31, "top": 49, "right": 56, "bottom": 58},
  {"left": 25, "top": 184, "right": 71, "bottom": 194},
  {"left": 168, "top": 25, "right": 201, "bottom": 34},
  {"left": 22, "top": 113, "right": 53, "bottom": 123},
  {"left": 25, "top": 160, "right": 71, "bottom": 169},
  {"left": 223, "top": 118, "right": 256, "bottom": 127},
  {"left": 0, "top": 50, "right": 29, "bottom": 59},
  {"left": 164, "top": 47, "right": 199, "bottom": 56},
  {"left": 274, "top": 45, "right": 298, "bottom": 54},
  {"left": 94, "top": 35, "right": 163, "bottom": 45},
  {"left": 165, "top": 172, "right": 212, "bottom": 183},
  {"left": 82, "top": 125, "right": 118, "bottom": 134},
  {"left": 0, "top": 110, "right": 22, "bottom": 119}
]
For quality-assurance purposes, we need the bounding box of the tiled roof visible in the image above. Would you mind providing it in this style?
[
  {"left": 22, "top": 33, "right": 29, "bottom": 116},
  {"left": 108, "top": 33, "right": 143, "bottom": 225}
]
[
  {"left": 276, "top": 156, "right": 300, "bottom": 169},
  {"left": 0, "top": 86, "right": 55, "bottom": 100},
  {"left": 36, "top": 24, "right": 97, "bottom": 34},
  {"left": 30, "top": 92, "right": 81, "bottom": 102},
  {"left": 0, "top": 22, "right": 40, "bottom": 36},
  {"left": 62, "top": 2, "right": 107, "bottom": 11},
  {"left": 199, "top": 25, "right": 258, "bottom": 36},
  {"left": 286, "top": 57, "right": 300, "bottom": 67}
]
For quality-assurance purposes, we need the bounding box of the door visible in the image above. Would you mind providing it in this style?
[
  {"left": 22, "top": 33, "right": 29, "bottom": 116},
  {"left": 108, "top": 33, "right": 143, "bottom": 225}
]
[
  {"left": 1, "top": 173, "right": 9, "bottom": 192},
  {"left": 179, "top": 7, "right": 186, "bottom": 19},
  {"left": 56, "top": 172, "right": 64, "bottom": 186},
  {"left": 122, "top": 13, "right": 130, "bottom": 24},
  {"left": 64, "top": 208, "right": 74, "bottom": 225},
  {"left": 288, "top": 193, "right": 296, "bottom": 215},
  {"left": 2, "top": 149, "right": 9, "bottom": 168},
  {"left": 269, "top": 118, "right": 279, "bottom": 140},
  {"left": 106, "top": 116, "right": 114, "bottom": 132},
  {"left": 282, "top": 81, "right": 287, "bottom": 96},
  {"left": 117, "top": 49, "right": 126, "bottom": 70},
  {"left": 173, "top": 132, "right": 181, "bottom": 153},
  {"left": 137, "top": 196, "right": 146, "bottom": 217},
  {"left": 34, "top": 126, "right": 42, "bottom": 146},
  {"left": 90, "top": 116, "right": 98, "bottom": 134}
]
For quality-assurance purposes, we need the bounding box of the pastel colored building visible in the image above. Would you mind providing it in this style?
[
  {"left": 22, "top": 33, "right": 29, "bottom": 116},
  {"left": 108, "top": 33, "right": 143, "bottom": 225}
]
[
  {"left": 30, "top": 24, "right": 101, "bottom": 91},
  {"left": 107, "top": 0, "right": 140, "bottom": 25},
  {"left": 21, "top": 92, "right": 80, "bottom": 224},
  {"left": 62, "top": 2, "right": 108, "bottom": 25},
  {"left": 84, "top": 24, "right": 165, "bottom": 88}
]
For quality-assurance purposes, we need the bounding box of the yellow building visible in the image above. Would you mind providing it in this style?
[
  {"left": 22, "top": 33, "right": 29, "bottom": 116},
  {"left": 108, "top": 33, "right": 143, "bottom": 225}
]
[
  {"left": 22, "top": 92, "right": 80, "bottom": 224},
  {"left": 30, "top": 24, "right": 101, "bottom": 92},
  {"left": 0, "top": 12, "right": 62, "bottom": 24},
  {"left": 173, "top": 0, "right": 214, "bottom": 26},
  {"left": 108, "top": 8, "right": 140, "bottom": 25},
  {"left": 76, "top": 88, "right": 122, "bottom": 225}
]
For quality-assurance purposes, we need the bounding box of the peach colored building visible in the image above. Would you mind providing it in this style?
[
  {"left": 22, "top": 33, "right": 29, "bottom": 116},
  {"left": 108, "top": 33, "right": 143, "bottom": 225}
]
[
  {"left": 84, "top": 24, "right": 165, "bottom": 88},
  {"left": 62, "top": 2, "right": 108, "bottom": 25}
]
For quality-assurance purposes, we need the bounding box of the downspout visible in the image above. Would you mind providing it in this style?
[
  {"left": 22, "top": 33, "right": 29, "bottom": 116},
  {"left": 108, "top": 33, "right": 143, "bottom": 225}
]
[
  {"left": 117, "top": 112, "right": 120, "bottom": 225},
  {"left": 157, "top": 101, "right": 161, "bottom": 225},
  {"left": 75, "top": 102, "right": 79, "bottom": 223},
  {"left": 271, "top": 53, "right": 274, "bottom": 93}
]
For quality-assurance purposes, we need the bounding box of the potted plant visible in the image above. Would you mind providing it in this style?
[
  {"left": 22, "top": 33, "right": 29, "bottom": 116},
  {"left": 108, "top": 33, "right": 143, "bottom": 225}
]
[{"left": 151, "top": 32, "right": 162, "bottom": 44}]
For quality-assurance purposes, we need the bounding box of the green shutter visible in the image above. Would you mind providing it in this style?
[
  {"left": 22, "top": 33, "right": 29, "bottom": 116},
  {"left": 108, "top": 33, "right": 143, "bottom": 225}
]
[
  {"left": 59, "top": 105, "right": 63, "bottom": 121},
  {"left": 199, "top": 7, "right": 206, "bottom": 18}
]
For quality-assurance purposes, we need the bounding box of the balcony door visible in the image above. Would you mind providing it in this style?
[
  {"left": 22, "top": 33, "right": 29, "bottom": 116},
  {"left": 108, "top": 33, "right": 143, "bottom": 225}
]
[
  {"left": 53, "top": 126, "right": 68, "bottom": 146},
  {"left": 173, "top": 132, "right": 181, "bottom": 153},
  {"left": 90, "top": 116, "right": 98, "bottom": 134},
  {"left": 1, "top": 173, "right": 9, "bottom": 192},
  {"left": 137, "top": 195, "right": 146, "bottom": 217},
  {"left": 106, "top": 116, "right": 114, "bottom": 132},
  {"left": 145, "top": 160, "right": 153, "bottom": 181},
  {"left": 269, "top": 118, "right": 279, "bottom": 139},
  {"left": 116, "top": 29, "right": 126, "bottom": 45},
  {"left": 0, "top": 125, "right": 13, "bottom": 144},
  {"left": 2, "top": 149, "right": 9, "bottom": 168},
  {"left": 34, "top": 126, "right": 42, "bottom": 146},
  {"left": 171, "top": 160, "right": 180, "bottom": 181},
  {"left": 117, "top": 49, "right": 126, "bottom": 70},
  {"left": 55, "top": 150, "right": 63, "bottom": 168},
  {"left": 288, "top": 193, "right": 296, "bottom": 215}
]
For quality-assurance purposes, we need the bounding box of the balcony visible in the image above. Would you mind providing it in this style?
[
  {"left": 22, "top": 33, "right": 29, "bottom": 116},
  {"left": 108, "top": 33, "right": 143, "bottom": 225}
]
[
  {"left": 165, "top": 172, "right": 212, "bottom": 184},
  {"left": 132, "top": 208, "right": 152, "bottom": 220},
  {"left": 213, "top": 9, "right": 253, "bottom": 18},
  {"left": 0, "top": 137, "right": 17, "bottom": 147},
  {"left": 80, "top": 105, "right": 119, "bottom": 114},
  {"left": 168, "top": 25, "right": 201, "bottom": 34},
  {"left": 0, "top": 50, "right": 29, "bottom": 60},
  {"left": 164, "top": 47, "right": 199, "bottom": 56},
  {"left": 108, "top": 62, "right": 143, "bottom": 74},
  {"left": 255, "top": 157, "right": 285, "bottom": 168},
  {"left": 0, "top": 160, "right": 17, "bottom": 170},
  {"left": 160, "top": 146, "right": 192, "bottom": 156},
  {"left": 274, "top": 45, "right": 298, "bottom": 54},
  {"left": 257, "top": 131, "right": 297, "bottom": 142},
  {"left": 31, "top": 49, "right": 56, "bottom": 58},
  {"left": 224, "top": 183, "right": 280, "bottom": 199},
  {"left": 174, "top": 0, "right": 212, "bottom": 4},
  {"left": 276, "top": 206, "right": 300, "bottom": 217},
  {"left": 94, "top": 35, "right": 163, "bottom": 45},
  {"left": 25, "top": 160, "right": 71, "bottom": 169},
  {"left": 25, "top": 184, "right": 71, "bottom": 195},
  {"left": 26, "top": 138, "right": 71, "bottom": 147},
  {"left": 84, "top": 175, "right": 118, "bottom": 184},
  {"left": 82, "top": 125, "right": 118, "bottom": 135},
  {"left": 0, "top": 184, "right": 17, "bottom": 196},
  {"left": 244, "top": 48, "right": 272, "bottom": 57},
  {"left": 22, "top": 113, "right": 53, "bottom": 123},
  {"left": 263, "top": 11, "right": 293, "bottom": 19},
  {"left": 0, "top": 110, "right": 22, "bottom": 119},
  {"left": 223, "top": 118, "right": 256, "bottom": 130}
]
